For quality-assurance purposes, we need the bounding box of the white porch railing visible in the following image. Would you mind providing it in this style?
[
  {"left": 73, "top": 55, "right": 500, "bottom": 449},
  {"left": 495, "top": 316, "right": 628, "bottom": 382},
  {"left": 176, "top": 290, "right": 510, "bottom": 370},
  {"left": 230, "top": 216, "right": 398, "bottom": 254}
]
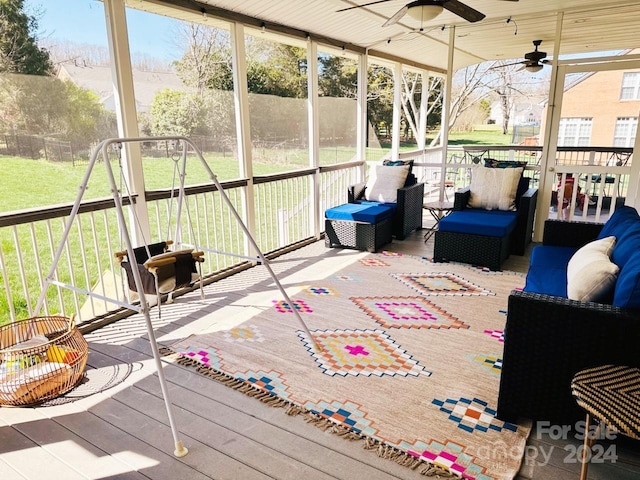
[
  {"left": 1, "top": 145, "right": 632, "bottom": 325},
  {"left": 0, "top": 162, "right": 362, "bottom": 326},
  {"left": 403, "top": 145, "right": 633, "bottom": 223}
]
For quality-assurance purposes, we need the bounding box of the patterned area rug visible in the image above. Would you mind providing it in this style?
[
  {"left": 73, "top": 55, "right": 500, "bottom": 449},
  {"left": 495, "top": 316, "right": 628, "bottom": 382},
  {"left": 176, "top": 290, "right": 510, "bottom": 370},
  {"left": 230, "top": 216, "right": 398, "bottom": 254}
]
[{"left": 168, "top": 251, "right": 531, "bottom": 479}]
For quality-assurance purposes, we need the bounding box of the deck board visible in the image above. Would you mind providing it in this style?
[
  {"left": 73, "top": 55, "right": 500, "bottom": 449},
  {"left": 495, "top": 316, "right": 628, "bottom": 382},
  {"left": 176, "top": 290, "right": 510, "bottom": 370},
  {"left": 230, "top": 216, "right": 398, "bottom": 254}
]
[{"left": 2, "top": 229, "right": 639, "bottom": 480}]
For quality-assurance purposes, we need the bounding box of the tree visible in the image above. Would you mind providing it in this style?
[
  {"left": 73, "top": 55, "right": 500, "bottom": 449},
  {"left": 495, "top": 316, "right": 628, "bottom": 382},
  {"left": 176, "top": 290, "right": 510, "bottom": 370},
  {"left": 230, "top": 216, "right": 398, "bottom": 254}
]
[
  {"left": 0, "top": 0, "right": 53, "bottom": 75},
  {"left": 150, "top": 88, "right": 203, "bottom": 136}
]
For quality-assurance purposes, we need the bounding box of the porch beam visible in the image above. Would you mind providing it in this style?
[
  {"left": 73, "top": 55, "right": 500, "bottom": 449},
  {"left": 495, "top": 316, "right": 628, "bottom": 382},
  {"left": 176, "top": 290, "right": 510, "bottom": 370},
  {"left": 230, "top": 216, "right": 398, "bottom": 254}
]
[
  {"left": 391, "top": 62, "right": 402, "bottom": 159},
  {"left": 103, "top": 0, "right": 150, "bottom": 245},
  {"left": 439, "top": 27, "right": 455, "bottom": 202},
  {"left": 230, "top": 22, "right": 255, "bottom": 256},
  {"left": 357, "top": 52, "right": 368, "bottom": 181},
  {"left": 307, "top": 39, "right": 321, "bottom": 238},
  {"left": 535, "top": 12, "right": 565, "bottom": 241}
]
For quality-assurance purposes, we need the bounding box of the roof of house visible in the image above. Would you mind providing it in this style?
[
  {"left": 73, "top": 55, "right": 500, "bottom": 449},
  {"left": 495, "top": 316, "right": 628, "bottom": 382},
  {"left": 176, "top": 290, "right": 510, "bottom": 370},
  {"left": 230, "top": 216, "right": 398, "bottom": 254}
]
[{"left": 57, "top": 63, "right": 186, "bottom": 113}]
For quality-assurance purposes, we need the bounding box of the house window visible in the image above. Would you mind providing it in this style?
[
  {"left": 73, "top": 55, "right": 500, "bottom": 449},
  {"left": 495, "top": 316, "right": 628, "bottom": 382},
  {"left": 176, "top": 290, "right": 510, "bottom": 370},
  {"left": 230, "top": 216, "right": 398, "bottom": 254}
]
[
  {"left": 558, "top": 118, "right": 592, "bottom": 146},
  {"left": 613, "top": 117, "right": 638, "bottom": 147},
  {"left": 620, "top": 72, "right": 640, "bottom": 100}
]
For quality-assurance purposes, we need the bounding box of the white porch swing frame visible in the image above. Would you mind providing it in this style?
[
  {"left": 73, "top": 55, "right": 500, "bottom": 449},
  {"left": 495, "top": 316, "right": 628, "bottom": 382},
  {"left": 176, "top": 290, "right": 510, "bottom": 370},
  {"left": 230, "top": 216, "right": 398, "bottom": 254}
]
[{"left": 33, "top": 135, "right": 318, "bottom": 458}]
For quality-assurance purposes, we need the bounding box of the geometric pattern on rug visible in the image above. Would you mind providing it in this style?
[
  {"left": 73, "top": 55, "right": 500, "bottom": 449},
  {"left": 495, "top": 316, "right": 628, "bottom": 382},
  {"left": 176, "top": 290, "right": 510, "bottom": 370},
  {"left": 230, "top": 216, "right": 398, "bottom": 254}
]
[
  {"left": 298, "top": 328, "right": 430, "bottom": 378},
  {"left": 483, "top": 329, "right": 505, "bottom": 342},
  {"left": 468, "top": 353, "right": 502, "bottom": 376},
  {"left": 332, "top": 274, "right": 363, "bottom": 283},
  {"left": 404, "top": 438, "right": 492, "bottom": 480},
  {"left": 304, "top": 286, "right": 337, "bottom": 296},
  {"left": 432, "top": 397, "right": 518, "bottom": 434},
  {"left": 379, "top": 250, "right": 403, "bottom": 257},
  {"left": 235, "top": 370, "right": 293, "bottom": 400},
  {"left": 359, "top": 257, "right": 390, "bottom": 267},
  {"left": 169, "top": 250, "right": 530, "bottom": 480},
  {"left": 350, "top": 296, "right": 469, "bottom": 330},
  {"left": 273, "top": 299, "right": 313, "bottom": 313},
  {"left": 177, "top": 346, "right": 224, "bottom": 370},
  {"left": 303, "top": 399, "right": 379, "bottom": 437},
  {"left": 391, "top": 272, "right": 494, "bottom": 296},
  {"left": 223, "top": 325, "right": 265, "bottom": 343}
]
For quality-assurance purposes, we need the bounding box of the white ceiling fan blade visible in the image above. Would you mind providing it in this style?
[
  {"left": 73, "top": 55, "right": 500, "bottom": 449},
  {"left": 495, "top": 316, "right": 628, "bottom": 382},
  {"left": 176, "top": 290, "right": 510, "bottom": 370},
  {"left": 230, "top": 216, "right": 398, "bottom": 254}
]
[{"left": 383, "top": 5, "right": 409, "bottom": 27}]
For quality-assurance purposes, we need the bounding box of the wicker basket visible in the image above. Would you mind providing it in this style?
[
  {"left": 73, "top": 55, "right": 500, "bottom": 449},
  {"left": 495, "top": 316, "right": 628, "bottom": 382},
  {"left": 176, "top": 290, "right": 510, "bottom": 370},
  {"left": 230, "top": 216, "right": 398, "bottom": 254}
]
[{"left": 0, "top": 316, "right": 88, "bottom": 406}]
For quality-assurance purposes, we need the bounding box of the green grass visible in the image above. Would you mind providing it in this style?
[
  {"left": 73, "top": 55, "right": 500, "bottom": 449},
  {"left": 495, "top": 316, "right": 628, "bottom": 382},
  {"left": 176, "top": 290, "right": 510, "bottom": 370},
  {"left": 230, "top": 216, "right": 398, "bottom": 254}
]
[{"left": 444, "top": 126, "right": 514, "bottom": 146}]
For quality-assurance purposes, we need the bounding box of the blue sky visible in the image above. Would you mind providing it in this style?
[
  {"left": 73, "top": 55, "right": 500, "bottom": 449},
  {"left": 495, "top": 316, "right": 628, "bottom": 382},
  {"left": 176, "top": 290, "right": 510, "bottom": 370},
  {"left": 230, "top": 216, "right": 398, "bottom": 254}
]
[{"left": 26, "top": 0, "right": 183, "bottom": 61}]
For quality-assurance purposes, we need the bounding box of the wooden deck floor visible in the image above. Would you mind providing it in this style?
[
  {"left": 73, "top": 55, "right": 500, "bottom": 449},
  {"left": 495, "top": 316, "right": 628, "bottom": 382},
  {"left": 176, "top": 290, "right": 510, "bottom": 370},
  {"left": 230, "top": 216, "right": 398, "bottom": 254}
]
[{"left": 1, "top": 217, "right": 639, "bottom": 479}]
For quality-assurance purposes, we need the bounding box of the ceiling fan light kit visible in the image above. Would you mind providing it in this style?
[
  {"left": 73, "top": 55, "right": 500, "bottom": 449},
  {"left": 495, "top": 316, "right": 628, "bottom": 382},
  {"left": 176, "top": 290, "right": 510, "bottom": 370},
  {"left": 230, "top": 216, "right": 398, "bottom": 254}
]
[
  {"left": 525, "top": 63, "right": 543, "bottom": 72},
  {"left": 406, "top": 4, "right": 444, "bottom": 22}
]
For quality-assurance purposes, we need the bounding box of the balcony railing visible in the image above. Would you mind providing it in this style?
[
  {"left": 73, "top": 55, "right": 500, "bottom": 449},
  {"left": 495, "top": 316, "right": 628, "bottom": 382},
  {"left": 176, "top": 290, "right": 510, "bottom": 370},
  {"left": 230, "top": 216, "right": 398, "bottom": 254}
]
[
  {"left": 0, "top": 144, "right": 633, "bottom": 326},
  {"left": 404, "top": 144, "right": 633, "bottom": 223},
  {"left": 0, "top": 160, "right": 364, "bottom": 326}
]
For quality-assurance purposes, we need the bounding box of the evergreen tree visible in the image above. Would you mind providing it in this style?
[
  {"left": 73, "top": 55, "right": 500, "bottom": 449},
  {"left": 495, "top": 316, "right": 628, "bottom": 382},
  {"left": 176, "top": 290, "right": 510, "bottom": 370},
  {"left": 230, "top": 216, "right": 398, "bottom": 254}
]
[{"left": 0, "top": 0, "right": 53, "bottom": 75}]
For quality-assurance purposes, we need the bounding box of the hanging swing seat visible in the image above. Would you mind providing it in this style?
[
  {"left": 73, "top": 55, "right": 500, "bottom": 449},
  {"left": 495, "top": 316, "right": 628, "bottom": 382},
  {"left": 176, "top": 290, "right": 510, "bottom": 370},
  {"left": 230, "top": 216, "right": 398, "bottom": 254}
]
[{"left": 115, "top": 241, "right": 205, "bottom": 300}]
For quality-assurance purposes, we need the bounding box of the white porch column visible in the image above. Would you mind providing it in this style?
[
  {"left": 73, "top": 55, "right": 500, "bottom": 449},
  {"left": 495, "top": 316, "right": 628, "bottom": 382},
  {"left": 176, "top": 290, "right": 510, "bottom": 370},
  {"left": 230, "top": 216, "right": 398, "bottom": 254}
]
[
  {"left": 103, "top": 0, "right": 150, "bottom": 245},
  {"left": 391, "top": 62, "right": 402, "bottom": 159},
  {"left": 626, "top": 111, "right": 640, "bottom": 207},
  {"left": 357, "top": 52, "right": 368, "bottom": 181},
  {"left": 535, "top": 12, "right": 564, "bottom": 241},
  {"left": 417, "top": 69, "right": 429, "bottom": 150},
  {"left": 230, "top": 22, "right": 255, "bottom": 255},
  {"left": 439, "top": 27, "right": 455, "bottom": 201},
  {"left": 307, "top": 39, "right": 321, "bottom": 238}
]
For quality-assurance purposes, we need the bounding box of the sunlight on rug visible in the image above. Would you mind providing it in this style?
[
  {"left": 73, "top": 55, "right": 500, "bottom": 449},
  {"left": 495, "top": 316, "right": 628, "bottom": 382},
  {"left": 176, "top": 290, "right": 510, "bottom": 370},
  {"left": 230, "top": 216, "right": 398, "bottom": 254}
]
[{"left": 166, "top": 251, "right": 531, "bottom": 479}]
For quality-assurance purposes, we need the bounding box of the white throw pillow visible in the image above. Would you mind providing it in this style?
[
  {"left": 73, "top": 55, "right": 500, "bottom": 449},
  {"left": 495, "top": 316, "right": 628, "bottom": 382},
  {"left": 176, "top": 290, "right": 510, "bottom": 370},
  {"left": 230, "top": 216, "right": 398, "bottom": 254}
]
[
  {"left": 468, "top": 165, "right": 523, "bottom": 211},
  {"left": 364, "top": 164, "right": 409, "bottom": 203},
  {"left": 567, "top": 236, "right": 619, "bottom": 302}
]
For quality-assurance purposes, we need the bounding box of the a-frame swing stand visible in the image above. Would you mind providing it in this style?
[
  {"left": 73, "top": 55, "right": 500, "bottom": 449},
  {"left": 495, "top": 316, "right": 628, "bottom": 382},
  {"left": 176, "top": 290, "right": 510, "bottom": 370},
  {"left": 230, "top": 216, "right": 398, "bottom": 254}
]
[{"left": 33, "top": 136, "right": 319, "bottom": 458}]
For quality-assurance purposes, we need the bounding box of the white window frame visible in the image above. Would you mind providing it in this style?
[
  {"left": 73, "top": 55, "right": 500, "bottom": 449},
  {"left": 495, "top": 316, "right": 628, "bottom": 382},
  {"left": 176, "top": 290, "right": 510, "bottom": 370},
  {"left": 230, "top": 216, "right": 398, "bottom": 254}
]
[
  {"left": 613, "top": 117, "right": 638, "bottom": 147},
  {"left": 620, "top": 72, "right": 640, "bottom": 100},
  {"left": 558, "top": 117, "right": 593, "bottom": 146}
]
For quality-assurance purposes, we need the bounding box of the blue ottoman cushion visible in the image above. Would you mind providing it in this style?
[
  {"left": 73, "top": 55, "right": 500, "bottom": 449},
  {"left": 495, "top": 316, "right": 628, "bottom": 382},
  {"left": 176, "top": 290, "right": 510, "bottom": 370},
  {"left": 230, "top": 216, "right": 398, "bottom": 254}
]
[
  {"left": 325, "top": 203, "right": 395, "bottom": 224},
  {"left": 438, "top": 210, "right": 519, "bottom": 238}
]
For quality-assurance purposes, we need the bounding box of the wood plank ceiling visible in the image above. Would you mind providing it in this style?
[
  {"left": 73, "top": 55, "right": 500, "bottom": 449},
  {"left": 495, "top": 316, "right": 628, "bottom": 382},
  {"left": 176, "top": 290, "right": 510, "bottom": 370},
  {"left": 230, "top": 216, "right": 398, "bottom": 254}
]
[{"left": 137, "top": 0, "right": 640, "bottom": 73}]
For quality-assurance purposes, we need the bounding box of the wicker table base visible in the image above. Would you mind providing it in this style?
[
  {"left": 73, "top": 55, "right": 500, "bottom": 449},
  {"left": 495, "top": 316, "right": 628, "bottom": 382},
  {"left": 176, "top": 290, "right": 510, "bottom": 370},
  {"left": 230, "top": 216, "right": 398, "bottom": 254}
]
[{"left": 324, "top": 216, "right": 392, "bottom": 253}]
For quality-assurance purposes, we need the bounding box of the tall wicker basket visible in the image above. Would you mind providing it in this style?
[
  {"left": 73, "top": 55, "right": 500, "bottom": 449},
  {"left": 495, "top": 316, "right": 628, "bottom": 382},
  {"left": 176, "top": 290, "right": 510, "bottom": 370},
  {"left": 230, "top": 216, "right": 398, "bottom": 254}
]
[{"left": 0, "top": 316, "right": 88, "bottom": 406}]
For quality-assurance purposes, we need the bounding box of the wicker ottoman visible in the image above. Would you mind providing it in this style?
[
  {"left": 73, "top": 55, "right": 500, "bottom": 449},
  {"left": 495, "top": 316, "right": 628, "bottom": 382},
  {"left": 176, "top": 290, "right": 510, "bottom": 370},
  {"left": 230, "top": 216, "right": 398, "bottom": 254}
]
[
  {"left": 433, "top": 209, "right": 518, "bottom": 271},
  {"left": 325, "top": 203, "right": 395, "bottom": 253}
]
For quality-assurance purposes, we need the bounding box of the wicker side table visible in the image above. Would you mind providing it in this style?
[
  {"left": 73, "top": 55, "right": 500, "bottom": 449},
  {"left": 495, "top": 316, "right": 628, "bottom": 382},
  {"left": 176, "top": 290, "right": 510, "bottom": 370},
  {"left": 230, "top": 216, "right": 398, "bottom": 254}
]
[{"left": 571, "top": 365, "right": 640, "bottom": 480}]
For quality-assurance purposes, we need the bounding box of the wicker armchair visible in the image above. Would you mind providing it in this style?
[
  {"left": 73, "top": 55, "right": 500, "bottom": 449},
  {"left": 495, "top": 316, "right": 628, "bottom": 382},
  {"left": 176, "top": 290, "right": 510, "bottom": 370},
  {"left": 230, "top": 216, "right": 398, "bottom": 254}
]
[
  {"left": 348, "top": 174, "right": 424, "bottom": 240},
  {"left": 497, "top": 220, "right": 640, "bottom": 424},
  {"left": 433, "top": 183, "right": 538, "bottom": 270}
]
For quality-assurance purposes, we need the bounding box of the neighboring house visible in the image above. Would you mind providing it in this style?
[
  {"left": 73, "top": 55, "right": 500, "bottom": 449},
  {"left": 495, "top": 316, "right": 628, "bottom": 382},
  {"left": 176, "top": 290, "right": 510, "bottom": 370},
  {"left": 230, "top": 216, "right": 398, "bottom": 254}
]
[
  {"left": 541, "top": 49, "right": 640, "bottom": 147},
  {"left": 57, "top": 63, "right": 186, "bottom": 113},
  {"left": 489, "top": 100, "right": 543, "bottom": 127}
]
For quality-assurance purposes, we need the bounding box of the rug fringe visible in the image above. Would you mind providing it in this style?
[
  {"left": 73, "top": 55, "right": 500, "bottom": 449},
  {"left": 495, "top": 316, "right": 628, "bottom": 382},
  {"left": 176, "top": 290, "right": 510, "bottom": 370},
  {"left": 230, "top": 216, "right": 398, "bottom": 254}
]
[{"left": 160, "top": 346, "right": 456, "bottom": 478}]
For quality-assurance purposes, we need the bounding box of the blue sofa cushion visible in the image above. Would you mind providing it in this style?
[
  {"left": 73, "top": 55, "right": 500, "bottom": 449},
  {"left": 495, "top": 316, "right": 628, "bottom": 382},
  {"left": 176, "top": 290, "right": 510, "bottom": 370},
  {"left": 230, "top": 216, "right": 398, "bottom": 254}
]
[
  {"left": 523, "top": 245, "right": 577, "bottom": 297},
  {"left": 325, "top": 203, "right": 395, "bottom": 223},
  {"left": 613, "top": 251, "right": 640, "bottom": 309},
  {"left": 438, "top": 210, "right": 518, "bottom": 238},
  {"left": 598, "top": 205, "right": 640, "bottom": 240},
  {"left": 611, "top": 220, "right": 640, "bottom": 268}
]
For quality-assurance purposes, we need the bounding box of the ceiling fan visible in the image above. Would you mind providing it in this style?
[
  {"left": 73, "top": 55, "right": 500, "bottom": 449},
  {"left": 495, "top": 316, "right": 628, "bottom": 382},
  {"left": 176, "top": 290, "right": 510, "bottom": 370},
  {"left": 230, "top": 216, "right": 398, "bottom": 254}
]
[
  {"left": 500, "top": 40, "right": 550, "bottom": 72},
  {"left": 337, "top": 0, "right": 519, "bottom": 26}
]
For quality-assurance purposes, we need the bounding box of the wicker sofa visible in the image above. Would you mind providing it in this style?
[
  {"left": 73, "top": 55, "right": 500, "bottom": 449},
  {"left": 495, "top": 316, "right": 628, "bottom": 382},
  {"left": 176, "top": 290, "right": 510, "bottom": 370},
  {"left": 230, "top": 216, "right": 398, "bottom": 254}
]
[
  {"left": 497, "top": 208, "right": 640, "bottom": 424},
  {"left": 433, "top": 178, "right": 538, "bottom": 271}
]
